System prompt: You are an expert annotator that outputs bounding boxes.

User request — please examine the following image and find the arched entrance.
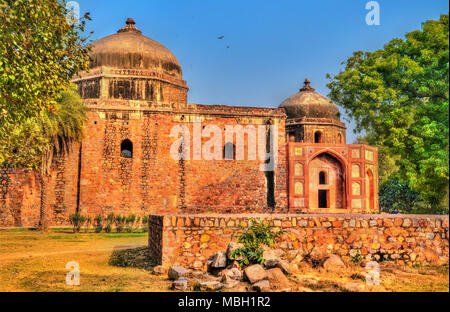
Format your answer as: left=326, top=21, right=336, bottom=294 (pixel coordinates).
left=366, top=169, right=374, bottom=211
left=309, top=152, right=346, bottom=209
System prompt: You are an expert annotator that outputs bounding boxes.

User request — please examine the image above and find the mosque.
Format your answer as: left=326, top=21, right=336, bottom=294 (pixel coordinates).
left=0, top=18, right=378, bottom=227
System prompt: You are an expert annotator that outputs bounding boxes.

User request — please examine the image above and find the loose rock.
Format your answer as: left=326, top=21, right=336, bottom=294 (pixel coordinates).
left=152, top=265, right=167, bottom=275
left=200, top=281, right=223, bottom=291
left=168, top=266, right=190, bottom=280
left=323, top=254, right=345, bottom=271
left=244, top=264, right=267, bottom=284
left=221, top=268, right=243, bottom=282
left=253, top=280, right=271, bottom=292
left=276, top=260, right=291, bottom=275
left=207, top=251, right=228, bottom=269
left=266, top=268, right=290, bottom=290
left=172, top=277, right=188, bottom=291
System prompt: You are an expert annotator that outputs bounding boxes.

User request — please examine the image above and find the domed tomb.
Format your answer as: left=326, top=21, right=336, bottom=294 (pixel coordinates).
left=90, top=18, right=182, bottom=78
left=280, top=79, right=346, bottom=144
left=74, top=18, right=188, bottom=103
left=279, top=79, right=340, bottom=121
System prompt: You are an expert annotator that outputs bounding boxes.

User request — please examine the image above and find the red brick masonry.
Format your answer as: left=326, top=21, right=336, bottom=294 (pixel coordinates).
left=148, top=213, right=449, bottom=269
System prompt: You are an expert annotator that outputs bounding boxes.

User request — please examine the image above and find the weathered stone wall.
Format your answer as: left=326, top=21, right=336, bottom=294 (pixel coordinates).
left=0, top=103, right=288, bottom=227
left=0, top=168, right=40, bottom=227
left=75, top=104, right=287, bottom=218
left=148, top=213, right=449, bottom=269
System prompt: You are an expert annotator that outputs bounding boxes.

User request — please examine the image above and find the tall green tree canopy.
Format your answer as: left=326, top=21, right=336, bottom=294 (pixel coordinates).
left=327, top=14, right=449, bottom=211
left=0, top=0, right=91, bottom=164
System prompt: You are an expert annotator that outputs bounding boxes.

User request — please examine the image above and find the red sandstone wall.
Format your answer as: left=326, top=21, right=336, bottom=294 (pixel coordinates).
left=149, top=213, right=449, bottom=269
left=78, top=108, right=287, bottom=217
left=0, top=168, right=40, bottom=227
left=0, top=105, right=288, bottom=227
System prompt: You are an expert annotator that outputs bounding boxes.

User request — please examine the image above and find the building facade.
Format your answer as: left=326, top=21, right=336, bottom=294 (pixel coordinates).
left=0, top=19, right=378, bottom=227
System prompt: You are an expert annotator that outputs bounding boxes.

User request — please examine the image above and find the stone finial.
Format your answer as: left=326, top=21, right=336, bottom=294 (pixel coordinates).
left=117, top=17, right=142, bottom=34
left=300, top=78, right=315, bottom=92
left=126, top=17, right=136, bottom=25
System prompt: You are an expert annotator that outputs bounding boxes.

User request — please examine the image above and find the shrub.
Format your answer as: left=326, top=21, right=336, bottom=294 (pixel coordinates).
left=230, top=219, right=283, bottom=267
left=84, top=216, right=92, bottom=233
left=125, top=214, right=136, bottom=233
left=94, top=214, right=103, bottom=233
left=69, top=212, right=86, bottom=233
left=350, top=250, right=363, bottom=263
left=105, top=213, right=115, bottom=233
left=141, top=215, right=149, bottom=233
left=115, top=215, right=126, bottom=233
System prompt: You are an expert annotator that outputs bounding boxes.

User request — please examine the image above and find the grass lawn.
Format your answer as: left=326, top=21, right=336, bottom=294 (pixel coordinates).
left=0, top=228, right=171, bottom=292
left=0, top=228, right=448, bottom=292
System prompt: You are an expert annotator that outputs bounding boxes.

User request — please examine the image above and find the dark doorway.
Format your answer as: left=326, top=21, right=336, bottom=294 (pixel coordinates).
left=121, top=139, right=133, bottom=158
left=265, top=171, right=275, bottom=209
left=314, top=131, right=323, bottom=143
left=318, top=190, right=328, bottom=208
left=319, top=171, right=326, bottom=184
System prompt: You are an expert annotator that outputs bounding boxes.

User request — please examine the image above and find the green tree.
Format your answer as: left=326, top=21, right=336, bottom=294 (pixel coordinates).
left=37, top=84, right=87, bottom=230
left=0, top=0, right=91, bottom=164
left=327, top=14, right=449, bottom=211
left=379, top=176, right=422, bottom=214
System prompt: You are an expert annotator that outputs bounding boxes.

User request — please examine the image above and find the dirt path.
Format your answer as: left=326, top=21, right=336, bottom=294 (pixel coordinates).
left=0, top=244, right=145, bottom=262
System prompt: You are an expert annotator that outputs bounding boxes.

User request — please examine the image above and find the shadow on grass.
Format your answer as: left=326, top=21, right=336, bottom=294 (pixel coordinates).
left=108, top=246, right=157, bottom=271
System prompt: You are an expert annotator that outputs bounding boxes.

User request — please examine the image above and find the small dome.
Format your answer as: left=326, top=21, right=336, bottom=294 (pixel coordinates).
left=89, top=18, right=182, bottom=79
left=279, top=79, right=340, bottom=121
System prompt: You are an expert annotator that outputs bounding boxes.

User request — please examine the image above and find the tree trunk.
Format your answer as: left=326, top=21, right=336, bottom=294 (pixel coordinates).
left=38, top=173, right=49, bottom=231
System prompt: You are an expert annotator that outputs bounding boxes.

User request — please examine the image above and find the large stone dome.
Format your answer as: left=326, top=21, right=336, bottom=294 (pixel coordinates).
left=89, top=18, right=182, bottom=79
left=279, top=79, right=340, bottom=121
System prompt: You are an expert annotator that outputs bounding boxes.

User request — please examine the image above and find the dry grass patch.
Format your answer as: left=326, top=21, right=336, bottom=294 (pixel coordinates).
left=0, top=229, right=448, bottom=292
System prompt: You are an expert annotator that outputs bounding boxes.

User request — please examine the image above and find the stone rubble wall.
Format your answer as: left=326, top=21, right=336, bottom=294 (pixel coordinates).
left=148, top=213, right=449, bottom=269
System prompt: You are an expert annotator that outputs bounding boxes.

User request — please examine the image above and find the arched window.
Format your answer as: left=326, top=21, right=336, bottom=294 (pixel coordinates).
left=295, top=163, right=304, bottom=176
left=352, top=164, right=360, bottom=178
left=314, top=131, right=323, bottom=143
left=223, top=142, right=236, bottom=160
left=352, top=182, right=361, bottom=196
left=121, top=139, right=133, bottom=158
left=337, top=133, right=342, bottom=144
left=295, top=182, right=304, bottom=195
left=319, top=171, right=326, bottom=184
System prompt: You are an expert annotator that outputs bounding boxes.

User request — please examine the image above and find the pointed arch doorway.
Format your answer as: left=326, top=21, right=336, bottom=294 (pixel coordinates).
left=309, top=152, right=346, bottom=210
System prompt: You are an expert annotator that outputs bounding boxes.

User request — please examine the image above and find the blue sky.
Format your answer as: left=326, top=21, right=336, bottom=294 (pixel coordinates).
left=75, top=0, right=448, bottom=142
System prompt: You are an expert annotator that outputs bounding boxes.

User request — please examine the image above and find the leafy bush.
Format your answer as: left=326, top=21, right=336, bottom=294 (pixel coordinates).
left=115, top=215, right=126, bottom=233
left=69, top=212, right=86, bottom=233
left=230, top=219, right=283, bottom=267
left=109, top=247, right=156, bottom=270
left=68, top=213, right=151, bottom=234
left=379, top=177, right=422, bottom=214
left=141, top=215, right=149, bottom=233
left=125, top=214, right=136, bottom=233
left=105, top=213, right=115, bottom=233
left=94, top=214, right=103, bottom=233
left=84, top=216, right=92, bottom=233
left=350, top=250, right=363, bottom=263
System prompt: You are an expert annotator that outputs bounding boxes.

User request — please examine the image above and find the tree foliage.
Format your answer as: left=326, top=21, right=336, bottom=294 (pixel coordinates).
left=379, top=176, right=421, bottom=214
left=37, top=84, right=87, bottom=230
left=327, top=14, right=449, bottom=210
left=0, top=0, right=91, bottom=164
